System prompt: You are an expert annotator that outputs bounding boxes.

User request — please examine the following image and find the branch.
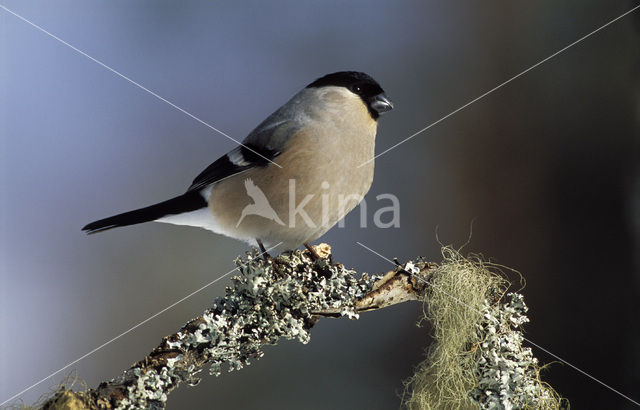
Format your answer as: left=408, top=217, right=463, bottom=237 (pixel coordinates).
left=41, top=244, right=432, bottom=409
left=39, top=244, right=564, bottom=409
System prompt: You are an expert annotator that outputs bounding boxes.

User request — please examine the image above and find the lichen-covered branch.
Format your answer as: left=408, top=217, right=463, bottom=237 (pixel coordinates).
left=39, top=244, right=564, bottom=410
left=41, top=244, right=432, bottom=409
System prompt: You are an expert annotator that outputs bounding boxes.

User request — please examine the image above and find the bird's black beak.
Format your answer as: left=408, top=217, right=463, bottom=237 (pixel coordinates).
left=369, top=93, right=394, bottom=115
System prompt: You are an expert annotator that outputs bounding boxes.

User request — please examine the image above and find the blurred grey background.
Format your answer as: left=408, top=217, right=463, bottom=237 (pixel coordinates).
left=1, top=1, right=639, bottom=408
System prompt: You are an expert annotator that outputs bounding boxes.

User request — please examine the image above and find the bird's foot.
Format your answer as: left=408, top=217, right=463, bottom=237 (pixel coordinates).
left=304, top=243, right=322, bottom=262
left=265, top=254, right=281, bottom=274
left=256, top=238, right=271, bottom=260
left=257, top=238, right=285, bottom=277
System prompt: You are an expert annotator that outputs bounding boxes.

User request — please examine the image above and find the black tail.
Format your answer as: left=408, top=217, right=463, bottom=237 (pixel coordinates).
left=82, top=191, right=207, bottom=234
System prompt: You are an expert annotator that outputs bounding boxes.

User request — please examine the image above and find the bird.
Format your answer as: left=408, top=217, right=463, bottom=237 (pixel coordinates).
left=82, top=71, right=393, bottom=254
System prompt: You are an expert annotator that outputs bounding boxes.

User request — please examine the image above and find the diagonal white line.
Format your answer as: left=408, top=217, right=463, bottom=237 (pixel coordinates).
left=359, top=3, right=640, bottom=167
left=522, top=337, right=640, bottom=407
left=0, top=243, right=282, bottom=406
left=355, top=241, right=640, bottom=407
left=0, top=4, right=282, bottom=168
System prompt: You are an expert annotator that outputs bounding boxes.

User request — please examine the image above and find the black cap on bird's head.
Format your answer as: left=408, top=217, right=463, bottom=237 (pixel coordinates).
left=307, top=71, right=393, bottom=120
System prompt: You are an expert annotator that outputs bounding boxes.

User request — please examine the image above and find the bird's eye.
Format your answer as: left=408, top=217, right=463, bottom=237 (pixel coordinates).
left=350, top=84, right=362, bottom=94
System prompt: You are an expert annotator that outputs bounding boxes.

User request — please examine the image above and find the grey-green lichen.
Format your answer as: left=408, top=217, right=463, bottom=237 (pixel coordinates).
left=114, top=368, right=171, bottom=410
left=188, top=250, right=376, bottom=376
left=111, top=248, right=377, bottom=409
left=471, top=293, right=563, bottom=409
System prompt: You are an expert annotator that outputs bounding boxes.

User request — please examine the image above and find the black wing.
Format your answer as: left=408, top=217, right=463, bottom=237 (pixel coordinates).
left=187, top=143, right=281, bottom=192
